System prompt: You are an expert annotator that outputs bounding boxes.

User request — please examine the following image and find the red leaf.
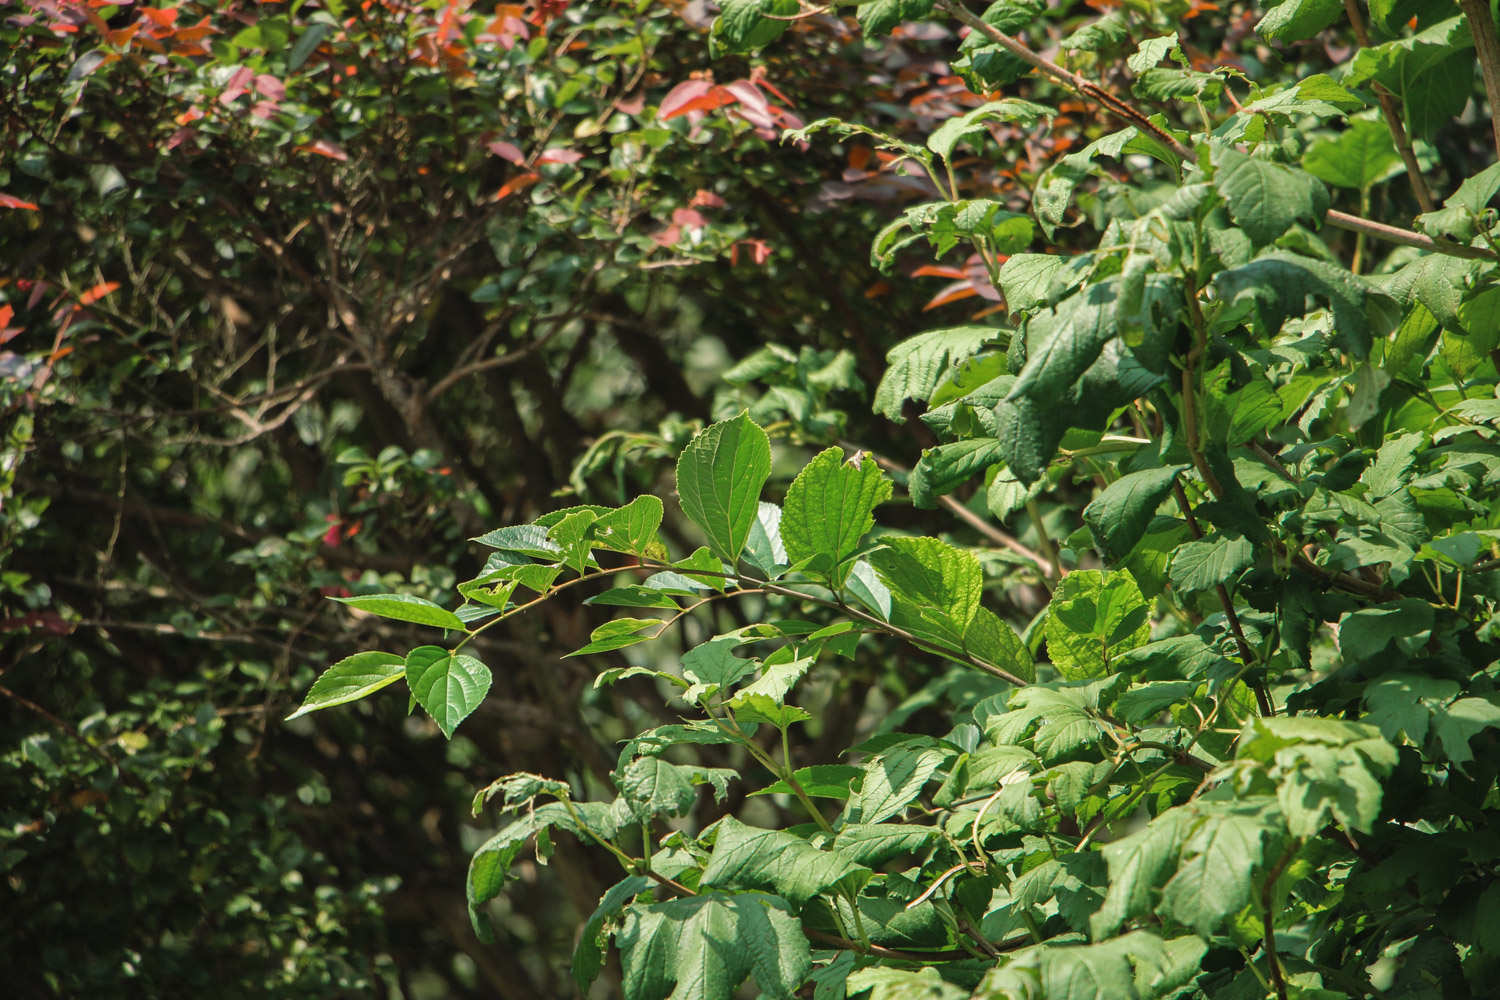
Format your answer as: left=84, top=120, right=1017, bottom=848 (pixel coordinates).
left=219, top=65, right=254, bottom=106
left=910, top=264, right=966, bottom=279
left=730, top=239, right=772, bottom=266
left=78, top=281, right=120, bottom=306
left=614, top=93, right=645, bottom=115
left=0, top=194, right=39, bottom=211
left=671, top=207, right=708, bottom=229
left=651, top=224, right=682, bottom=247
left=140, top=7, right=179, bottom=29
left=690, top=189, right=726, bottom=209
left=922, top=281, right=979, bottom=311
left=535, top=147, right=582, bottom=165
left=297, top=140, right=349, bottom=161
left=665, top=87, right=738, bottom=119
left=254, top=74, right=285, bottom=101
left=486, top=139, right=525, bottom=165
left=659, top=80, right=734, bottom=120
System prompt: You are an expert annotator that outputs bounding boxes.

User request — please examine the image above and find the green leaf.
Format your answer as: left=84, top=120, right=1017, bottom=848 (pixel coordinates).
left=700, top=817, right=868, bottom=906
left=471, top=523, right=562, bottom=559
left=909, top=438, right=1006, bottom=509
left=573, top=875, right=651, bottom=995
left=781, top=447, right=892, bottom=585
left=1301, top=118, right=1402, bottom=191
left=404, top=646, right=492, bottom=738
left=832, top=824, right=941, bottom=867
left=1256, top=0, right=1344, bottom=43
left=286, top=651, right=406, bottom=721
left=332, top=593, right=467, bottom=631
left=1212, top=149, right=1330, bottom=246
left=593, top=494, right=666, bottom=558
left=998, top=253, right=1066, bottom=314
left=842, top=745, right=953, bottom=824
left=928, top=98, right=1051, bottom=161
left=617, top=891, right=812, bottom=1000
left=751, top=764, right=863, bottom=800
left=1082, top=465, right=1187, bottom=562
left=1127, top=33, right=1182, bottom=73
left=1007, top=281, right=1120, bottom=403
left=848, top=967, right=967, bottom=1000
left=1168, top=534, right=1254, bottom=593
left=618, top=756, right=737, bottom=820
left=1432, top=697, right=1500, bottom=765
left=965, top=606, right=1036, bottom=682
left=856, top=0, right=934, bottom=39
left=1159, top=802, right=1275, bottom=938
left=875, top=326, right=1000, bottom=421
left=1417, top=162, right=1500, bottom=241
left=675, top=412, right=772, bottom=565
left=468, top=801, right=585, bottom=938
left=681, top=632, right=760, bottom=702
left=1363, top=674, right=1459, bottom=745
left=713, top=0, right=799, bottom=52
left=1092, top=807, right=1195, bottom=938
left=1337, top=599, right=1434, bottom=663
left=870, top=535, right=984, bottom=646
left=1213, top=250, right=1379, bottom=357
left=1044, top=570, right=1151, bottom=679
left=567, top=617, right=664, bottom=657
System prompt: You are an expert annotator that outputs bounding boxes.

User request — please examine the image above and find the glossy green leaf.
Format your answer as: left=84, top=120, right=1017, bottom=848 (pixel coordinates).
left=286, top=651, right=406, bottom=721
left=856, top=0, right=934, bottom=39
left=404, top=646, right=492, bottom=738
left=870, top=535, right=984, bottom=645
left=781, top=447, right=891, bottom=585
left=675, top=412, right=772, bottom=565
left=332, top=593, right=466, bottom=631
left=1256, top=0, right=1343, bottom=43
left=567, top=617, right=664, bottom=657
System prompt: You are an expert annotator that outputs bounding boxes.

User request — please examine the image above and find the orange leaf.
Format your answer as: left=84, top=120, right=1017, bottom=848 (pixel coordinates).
left=297, top=140, right=349, bottom=161
left=922, top=282, right=979, bottom=311
left=493, top=172, right=540, bottom=201
left=0, top=194, right=39, bottom=211
left=79, top=281, right=120, bottom=306
left=910, top=264, right=966, bottom=279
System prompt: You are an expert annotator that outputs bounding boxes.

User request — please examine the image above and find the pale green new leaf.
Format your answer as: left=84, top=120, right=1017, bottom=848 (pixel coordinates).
left=700, top=817, right=868, bottom=906
left=616, top=891, right=812, bottom=1000
left=286, top=651, right=405, bottom=721
left=928, top=98, right=1051, bottom=161
left=594, top=494, right=666, bottom=558
left=870, top=535, right=984, bottom=645
left=405, top=646, right=492, bottom=738
left=333, top=593, right=467, bottom=631
left=676, top=413, right=772, bottom=565
left=1044, top=570, right=1151, bottom=679
left=781, top=447, right=892, bottom=585
left=1301, top=118, right=1402, bottom=191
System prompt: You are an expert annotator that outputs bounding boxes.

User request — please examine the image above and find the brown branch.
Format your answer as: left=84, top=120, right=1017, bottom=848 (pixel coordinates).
left=1343, top=0, right=1436, bottom=212
left=1459, top=0, right=1500, bottom=164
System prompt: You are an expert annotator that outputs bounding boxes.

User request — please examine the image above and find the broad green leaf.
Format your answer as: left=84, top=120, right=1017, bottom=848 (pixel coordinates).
left=870, top=535, right=984, bottom=646
left=977, top=931, right=1199, bottom=1000
left=1345, top=15, right=1474, bottom=139
left=1363, top=674, right=1460, bottom=745
left=1127, top=33, right=1181, bottom=73
left=1432, top=697, right=1500, bottom=766
left=832, top=824, right=941, bottom=867
left=567, top=617, right=664, bottom=657
left=751, top=764, right=863, bottom=800
left=1167, top=534, right=1254, bottom=593
left=842, top=745, right=953, bottom=824
left=1212, top=148, right=1330, bottom=246
left=874, top=326, right=998, bottom=421
left=1159, top=802, right=1275, bottom=938
left=1417, top=162, right=1500, bottom=241
left=1112, top=680, right=1200, bottom=723
left=404, top=646, right=492, bottom=738
left=1007, top=281, right=1119, bottom=403
left=1256, top=0, right=1343, bottom=43
left=675, top=413, right=772, bottom=565
left=1082, top=465, right=1187, bottom=562
left=700, top=817, right=868, bottom=906
left=681, top=631, right=760, bottom=702
left=1384, top=253, right=1477, bottom=326
left=781, top=447, right=892, bottom=585
left=616, top=891, right=811, bottom=1000
left=1302, top=118, right=1402, bottom=191
left=332, top=593, right=466, bottom=631
left=1091, top=805, right=1196, bottom=938
left=1337, top=599, right=1434, bottom=663
left=1044, top=570, right=1151, bottom=679
left=468, top=801, right=583, bottom=937
left=998, top=253, right=1066, bottom=314
left=856, top=0, right=935, bottom=39
left=744, top=501, right=789, bottom=578
left=732, top=693, right=811, bottom=729
left=593, top=494, right=666, bottom=558
left=618, top=755, right=737, bottom=820
left=1237, top=717, right=1397, bottom=836
left=928, top=98, right=1051, bottom=161
left=848, top=967, right=967, bottom=1000
left=713, top=0, right=798, bottom=52
left=286, top=651, right=405, bottom=721
left=574, top=876, right=651, bottom=995
left=845, top=559, right=893, bottom=619
left=909, top=438, right=1006, bottom=509
left=471, top=523, right=562, bottom=559
left=965, top=606, right=1036, bottom=682
left=1213, top=250, right=1379, bottom=357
